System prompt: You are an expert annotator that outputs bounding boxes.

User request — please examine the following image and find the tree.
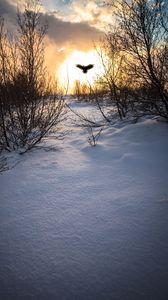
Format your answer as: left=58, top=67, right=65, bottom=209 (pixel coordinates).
left=96, top=29, right=129, bottom=119
left=17, top=1, right=47, bottom=103
left=111, top=0, right=168, bottom=118
left=0, top=1, right=66, bottom=153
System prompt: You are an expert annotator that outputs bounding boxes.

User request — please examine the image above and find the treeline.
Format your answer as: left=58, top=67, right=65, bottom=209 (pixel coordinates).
left=0, top=2, right=65, bottom=153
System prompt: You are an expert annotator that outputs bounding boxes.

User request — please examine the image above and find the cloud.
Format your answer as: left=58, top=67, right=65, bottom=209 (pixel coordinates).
left=53, top=0, right=114, bottom=30
left=43, top=14, right=104, bottom=75
left=0, top=0, right=17, bottom=29
left=46, top=13, right=103, bottom=50
left=0, top=0, right=104, bottom=75
left=0, top=0, right=15, bottom=15
left=0, top=0, right=103, bottom=47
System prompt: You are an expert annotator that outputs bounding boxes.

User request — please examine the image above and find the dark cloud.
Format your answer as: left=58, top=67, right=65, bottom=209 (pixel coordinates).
left=43, top=14, right=103, bottom=75
left=0, top=0, right=104, bottom=75
left=0, top=0, right=15, bottom=15
left=0, top=0, right=103, bottom=48
left=0, top=0, right=18, bottom=33
left=46, top=13, right=103, bottom=50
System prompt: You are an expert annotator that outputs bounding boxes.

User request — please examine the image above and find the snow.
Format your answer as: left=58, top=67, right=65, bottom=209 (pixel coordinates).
left=0, top=101, right=168, bottom=300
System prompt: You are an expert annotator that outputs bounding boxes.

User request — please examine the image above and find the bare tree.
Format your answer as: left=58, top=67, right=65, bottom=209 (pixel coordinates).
left=17, top=0, right=47, bottom=103
left=0, top=1, right=66, bottom=153
left=0, top=16, right=14, bottom=151
left=96, top=29, right=130, bottom=120
left=111, top=0, right=168, bottom=119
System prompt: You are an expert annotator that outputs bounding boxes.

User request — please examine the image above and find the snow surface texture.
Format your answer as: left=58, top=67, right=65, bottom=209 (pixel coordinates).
left=0, top=101, right=168, bottom=300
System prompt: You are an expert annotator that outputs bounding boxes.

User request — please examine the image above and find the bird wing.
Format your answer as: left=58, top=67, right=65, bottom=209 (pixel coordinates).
left=76, top=64, right=85, bottom=70
left=85, top=64, right=94, bottom=70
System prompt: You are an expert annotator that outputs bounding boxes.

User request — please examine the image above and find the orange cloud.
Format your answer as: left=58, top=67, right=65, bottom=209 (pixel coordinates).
left=43, top=13, right=104, bottom=76
left=1, top=0, right=105, bottom=77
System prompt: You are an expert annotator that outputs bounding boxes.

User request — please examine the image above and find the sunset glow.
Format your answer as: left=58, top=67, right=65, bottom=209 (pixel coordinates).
left=57, top=49, right=105, bottom=92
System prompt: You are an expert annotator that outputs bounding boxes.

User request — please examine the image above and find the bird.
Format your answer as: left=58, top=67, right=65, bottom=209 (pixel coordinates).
left=76, top=64, right=94, bottom=73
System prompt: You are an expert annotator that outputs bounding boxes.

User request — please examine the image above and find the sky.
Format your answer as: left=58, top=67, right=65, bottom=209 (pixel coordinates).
left=0, top=0, right=113, bottom=89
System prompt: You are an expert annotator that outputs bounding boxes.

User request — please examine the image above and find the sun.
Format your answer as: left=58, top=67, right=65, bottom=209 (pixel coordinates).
left=57, top=49, right=104, bottom=92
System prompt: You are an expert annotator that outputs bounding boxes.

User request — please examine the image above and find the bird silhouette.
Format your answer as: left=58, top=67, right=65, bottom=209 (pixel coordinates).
left=76, top=64, right=94, bottom=73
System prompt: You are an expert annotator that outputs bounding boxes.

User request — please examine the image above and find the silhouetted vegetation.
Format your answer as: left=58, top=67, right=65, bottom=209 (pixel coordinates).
left=95, top=0, right=168, bottom=121
left=0, top=0, right=167, bottom=159
left=0, top=1, right=65, bottom=153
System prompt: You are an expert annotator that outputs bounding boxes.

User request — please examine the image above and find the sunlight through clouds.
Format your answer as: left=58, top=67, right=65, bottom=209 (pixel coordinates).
left=57, top=49, right=104, bottom=92
left=1, top=0, right=108, bottom=79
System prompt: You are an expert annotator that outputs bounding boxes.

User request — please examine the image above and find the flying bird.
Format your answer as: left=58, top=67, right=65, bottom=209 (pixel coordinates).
left=76, top=64, right=94, bottom=73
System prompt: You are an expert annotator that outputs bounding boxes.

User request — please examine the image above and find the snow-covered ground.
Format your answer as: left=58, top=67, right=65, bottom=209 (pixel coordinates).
left=0, top=101, right=168, bottom=300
